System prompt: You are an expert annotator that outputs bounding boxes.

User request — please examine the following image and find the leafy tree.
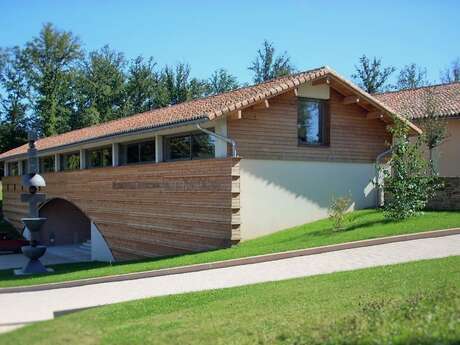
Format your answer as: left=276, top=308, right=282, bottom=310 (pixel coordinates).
left=23, top=23, right=82, bottom=136
left=159, top=63, right=207, bottom=106
left=125, top=56, right=160, bottom=115
left=396, top=63, right=427, bottom=90
left=352, top=55, right=396, bottom=93
left=77, top=45, right=127, bottom=124
left=382, top=119, right=441, bottom=220
left=440, top=58, right=460, bottom=83
left=0, top=47, right=30, bottom=153
left=206, top=68, right=239, bottom=95
left=417, top=89, right=448, bottom=175
left=248, top=40, right=295, bottom=83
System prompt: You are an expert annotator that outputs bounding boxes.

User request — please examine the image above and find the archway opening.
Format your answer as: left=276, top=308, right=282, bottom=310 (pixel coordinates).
left=39, top=198, right=91, bottom=246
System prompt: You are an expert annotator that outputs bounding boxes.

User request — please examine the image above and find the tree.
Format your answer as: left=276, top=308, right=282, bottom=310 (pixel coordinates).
left=158, top=63, right=207, bottom=106
left=0, top=47, right=30, bottom=153
left=77, top=46, right=127, bottom=124
left=24, top=23, right=82, bottom=136
left=206, top=68, right=239, bottom=95
left=417, top=89, right=448, bottom=175
left=248, top=40, right=295, bottom=83
left=382, top=119, right=441, bottom=220
left=125, top=56, right=160, bottom=115
left=440, top=58, right=460, bottom=83
left=351, top=55, right=396, bottom=93
left=396, top=63, right=427, bottom=90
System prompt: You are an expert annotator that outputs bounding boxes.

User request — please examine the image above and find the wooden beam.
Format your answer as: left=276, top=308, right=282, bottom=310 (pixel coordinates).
left=253, top=99, right=270, bottom=110
left=367, top=111, right=384, bottom=119
left=237, top=110, right=242, bottom=119
left=343, top=96, right=360, bottom=105
left=293, top=88, right=298, bottom=97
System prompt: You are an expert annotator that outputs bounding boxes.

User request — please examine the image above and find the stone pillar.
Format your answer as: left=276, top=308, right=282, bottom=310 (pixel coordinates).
left=112, top=143, right=119, bottom=167
left=155, top=135, right=163, bottom=163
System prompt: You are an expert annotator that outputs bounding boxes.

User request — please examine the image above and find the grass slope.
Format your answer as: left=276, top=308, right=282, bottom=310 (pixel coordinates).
left=1, top=209, right=460, bottom=288
left=1, top=256, right=459, bottom=345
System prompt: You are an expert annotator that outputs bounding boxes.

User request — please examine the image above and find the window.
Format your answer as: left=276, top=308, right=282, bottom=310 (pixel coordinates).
left=88, top=147, right=112, bottom=168
left=21, top=160, right=28, bottom=175
left=297, top=98, right=329, bottom=146
left=164, top=131, right=215, bottom=161
left=39, top=156, right=55, bottom=173
left=8, top=162, right=19, bottom=176
left=124, top=140, right=156, bottom=164
left=61, top=152, right=80, bottom=171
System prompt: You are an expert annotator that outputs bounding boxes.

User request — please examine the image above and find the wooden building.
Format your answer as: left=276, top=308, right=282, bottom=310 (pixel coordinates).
left=0, top=67, right=421, bottom=261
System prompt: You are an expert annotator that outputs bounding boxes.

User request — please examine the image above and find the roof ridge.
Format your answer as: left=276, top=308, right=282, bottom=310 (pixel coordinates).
left=375, top=81, right=460, bottom=96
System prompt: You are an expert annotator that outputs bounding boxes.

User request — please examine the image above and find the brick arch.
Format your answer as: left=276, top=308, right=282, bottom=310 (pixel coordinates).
left=38, top=198, right=91, bottom=246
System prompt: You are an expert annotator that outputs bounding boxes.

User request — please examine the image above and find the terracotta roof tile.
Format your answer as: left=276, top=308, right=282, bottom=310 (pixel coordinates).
left=0, top=66, right=419, bottom=160
left=375, top=82, right=460, bottom=120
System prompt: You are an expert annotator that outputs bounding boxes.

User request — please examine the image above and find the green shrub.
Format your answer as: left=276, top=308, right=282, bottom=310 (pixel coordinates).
left=328, top=194, right=353, bottom=230
left=382, top=119, right=442, bottom=220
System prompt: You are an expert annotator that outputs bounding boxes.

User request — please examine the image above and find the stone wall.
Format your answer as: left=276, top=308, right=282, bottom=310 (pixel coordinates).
left=427, top=177, right=460, bottom=211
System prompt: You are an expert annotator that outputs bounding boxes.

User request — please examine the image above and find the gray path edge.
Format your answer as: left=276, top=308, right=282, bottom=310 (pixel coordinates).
left=1, top=227, right=459, bottom=294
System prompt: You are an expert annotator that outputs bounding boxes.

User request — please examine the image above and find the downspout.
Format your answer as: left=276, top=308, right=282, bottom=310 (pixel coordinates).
left=196, top=123, right=238, bottom=158
left=375, top=149, right=392, bottom=207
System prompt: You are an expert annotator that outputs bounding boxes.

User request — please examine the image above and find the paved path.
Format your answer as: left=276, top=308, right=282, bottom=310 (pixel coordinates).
left=1, top=234, right=459, bottom=334
left=0, top=245, right=91, bottom=270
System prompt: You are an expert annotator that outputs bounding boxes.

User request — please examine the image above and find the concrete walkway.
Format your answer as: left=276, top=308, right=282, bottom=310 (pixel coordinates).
left=0, top=245, right=91, bottom=270
left=0, top=234, right=459, bottom=334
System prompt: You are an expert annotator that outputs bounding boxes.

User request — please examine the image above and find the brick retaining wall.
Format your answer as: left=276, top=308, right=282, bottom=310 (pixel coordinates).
left=427, top=177, right=460, bottom=211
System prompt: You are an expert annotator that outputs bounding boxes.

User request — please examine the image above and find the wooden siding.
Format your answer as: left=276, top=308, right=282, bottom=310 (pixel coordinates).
left=228, top=88, right=391, bottom=163
left=2, top=158, right=240, bottom=261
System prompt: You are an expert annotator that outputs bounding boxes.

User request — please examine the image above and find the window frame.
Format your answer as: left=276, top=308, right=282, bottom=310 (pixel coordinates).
left=87, top=146, right=113, bottom=169
left=297, top=97, right=330, bottom=147
left=163, top=129, right=215, bottom=162
left=39, top=155, right=55, bottom=173
left=60, top=151, right=81, bottom=171
left=122, top=139, right=156, bottom=166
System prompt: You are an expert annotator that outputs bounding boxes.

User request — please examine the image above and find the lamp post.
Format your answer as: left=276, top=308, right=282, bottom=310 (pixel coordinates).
left=14, top=131, right=53, bottom=275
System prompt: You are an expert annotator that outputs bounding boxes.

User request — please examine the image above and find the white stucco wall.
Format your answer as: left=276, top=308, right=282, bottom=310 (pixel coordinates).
left=438, top=118, right=460, bottom=177
left=240, top=159, right=377, bottom=240
left=91, top=222, right=115, bottom=262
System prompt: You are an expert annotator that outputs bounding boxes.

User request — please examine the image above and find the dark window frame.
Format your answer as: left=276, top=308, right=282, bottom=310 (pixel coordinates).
left=122, top=139, right=156, bottom=165
left=87, top=146, right=113, bottom=169
left=60, top=152, right=81, bottom=171
left=163, top=129, right=215, bottom=162
left=39, top=155, right=55, bottom=173
left=297, top=97, right=330, bottom=147
left=8, top=161, right=19, bottom=176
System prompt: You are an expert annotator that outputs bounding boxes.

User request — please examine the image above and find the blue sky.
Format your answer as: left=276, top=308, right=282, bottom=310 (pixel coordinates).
left=1, top=0, right=459, bottom=84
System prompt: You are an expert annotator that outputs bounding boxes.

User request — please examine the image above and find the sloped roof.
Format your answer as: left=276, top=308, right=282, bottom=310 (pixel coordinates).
left=375, top=82, right=460, bottom=119
left=0, top=66, right=420, bottom=161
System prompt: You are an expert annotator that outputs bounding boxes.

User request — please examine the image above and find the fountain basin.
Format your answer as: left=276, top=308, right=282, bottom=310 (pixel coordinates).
left=21, top=217, right=47, bottom=232
left=22, top=245, right=47, bottom=260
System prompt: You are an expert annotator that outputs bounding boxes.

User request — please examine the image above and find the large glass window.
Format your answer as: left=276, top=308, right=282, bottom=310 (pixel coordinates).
left=21, top=160, right=28, bottom=175
left=88, top=147, right=112, bottom=168
left=125, top=140, right=156, bottom=164
left=61, top=152, right=80, bottom=171
left=297, top=98, right=329, bottom=146
left=165, top=131, right=215, bottom=161
left=39, top=156, right=55, bottom=173
left=8, top=162, right=19, bottom=176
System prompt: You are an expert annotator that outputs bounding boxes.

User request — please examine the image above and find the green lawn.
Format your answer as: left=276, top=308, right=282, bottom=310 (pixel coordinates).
left=0, top=209, right=459, bottom=288
left=1, top=256, right=459, bottom=345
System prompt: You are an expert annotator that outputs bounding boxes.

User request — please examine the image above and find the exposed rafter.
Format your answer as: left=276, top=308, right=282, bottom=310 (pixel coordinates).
left=367, top=111, right=384, bottom=119
left=343, top=96, right=360, bottom=105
